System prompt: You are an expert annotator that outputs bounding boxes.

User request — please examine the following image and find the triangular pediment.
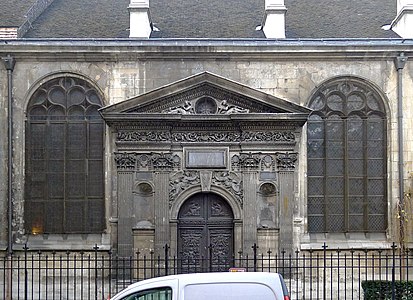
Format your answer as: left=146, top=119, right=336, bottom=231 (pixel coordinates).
left=100, top=72, right=311, bottom=118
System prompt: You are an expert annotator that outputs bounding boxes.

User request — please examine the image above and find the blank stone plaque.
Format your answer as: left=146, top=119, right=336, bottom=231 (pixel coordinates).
left=185, top=148, right=227, bottom=169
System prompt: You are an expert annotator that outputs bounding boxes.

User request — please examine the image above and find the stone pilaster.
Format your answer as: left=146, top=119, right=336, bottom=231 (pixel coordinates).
left=117, top=170, right=135, bottom=257
left=276, top=152, right=297, bottom=254
left=154, top=172, right=170, bottom=253
left=242, top=171, right=258, bottom=254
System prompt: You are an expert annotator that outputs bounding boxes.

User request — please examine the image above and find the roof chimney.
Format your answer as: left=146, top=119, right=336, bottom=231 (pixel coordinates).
left=391, top=0, right=413, bottom=38
left=262, top=0, right=287, bottom=38
left=128, top=0, right=152, bottom=38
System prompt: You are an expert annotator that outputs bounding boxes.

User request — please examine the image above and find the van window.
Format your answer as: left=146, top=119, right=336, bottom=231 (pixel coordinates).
left=184, top=283, right=275, bottom=300
left=121, top=287, right=172, bottom=300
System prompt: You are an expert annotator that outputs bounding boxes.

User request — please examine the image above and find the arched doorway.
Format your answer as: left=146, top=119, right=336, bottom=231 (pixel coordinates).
left=178, top=193, right=234, bottom=271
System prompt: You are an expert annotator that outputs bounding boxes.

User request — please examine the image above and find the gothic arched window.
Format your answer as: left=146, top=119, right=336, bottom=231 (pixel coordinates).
left=307, top=78, right=387, bottom=233
left=25, top=76, right=105, bottom=234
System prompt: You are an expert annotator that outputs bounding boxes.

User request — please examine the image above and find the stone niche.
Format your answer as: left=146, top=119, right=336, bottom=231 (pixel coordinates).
left=100, top=72, right=310, bottom=257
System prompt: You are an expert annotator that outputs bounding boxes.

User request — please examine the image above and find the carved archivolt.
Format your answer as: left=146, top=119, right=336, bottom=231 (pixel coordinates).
left=115, top=152, right=181, bottom=171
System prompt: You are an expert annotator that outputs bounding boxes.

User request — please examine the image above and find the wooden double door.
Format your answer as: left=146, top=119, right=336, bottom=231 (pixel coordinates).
left=178, top=193, right=234, bottom=271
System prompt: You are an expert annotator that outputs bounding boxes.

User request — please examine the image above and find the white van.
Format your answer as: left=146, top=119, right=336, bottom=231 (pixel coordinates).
left=110, top=272, right=290, bottom=300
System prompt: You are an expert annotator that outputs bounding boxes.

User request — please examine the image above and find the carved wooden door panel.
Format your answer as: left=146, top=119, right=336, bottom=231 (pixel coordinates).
left=178, top=193, right=234, bottom=272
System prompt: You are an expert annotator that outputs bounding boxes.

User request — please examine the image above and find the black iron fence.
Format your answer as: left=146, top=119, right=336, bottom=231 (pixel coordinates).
left=1, top=243, right=412, bottom=300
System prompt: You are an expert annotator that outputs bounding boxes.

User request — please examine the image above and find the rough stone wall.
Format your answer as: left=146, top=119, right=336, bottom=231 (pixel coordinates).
left=0, top=66, right=8, bottom=248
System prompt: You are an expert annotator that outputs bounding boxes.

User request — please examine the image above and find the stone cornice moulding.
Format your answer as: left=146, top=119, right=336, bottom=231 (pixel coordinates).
left=1, top=40, right=413, bottom=61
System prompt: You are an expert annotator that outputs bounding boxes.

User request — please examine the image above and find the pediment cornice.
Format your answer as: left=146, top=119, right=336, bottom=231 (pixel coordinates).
left=100, top=72, right=311, bottom=128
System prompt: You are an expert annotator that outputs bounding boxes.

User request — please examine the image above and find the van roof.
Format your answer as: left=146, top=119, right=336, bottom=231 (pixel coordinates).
left=126, top=272, right=282, bottom=288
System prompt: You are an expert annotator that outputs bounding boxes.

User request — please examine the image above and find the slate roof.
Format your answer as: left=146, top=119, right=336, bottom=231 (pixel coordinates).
left=0, top=0, right=38, bottom=27
left=2, top=0, right=399, bottom=39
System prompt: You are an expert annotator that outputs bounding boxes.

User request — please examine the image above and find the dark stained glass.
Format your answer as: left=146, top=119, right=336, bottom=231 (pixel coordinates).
left=25, top=76, right=105, bottom=234
left=307, top=78, right=387, bottom=233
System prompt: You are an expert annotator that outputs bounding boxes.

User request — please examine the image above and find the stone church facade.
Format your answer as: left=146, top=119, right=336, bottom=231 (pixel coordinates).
left=1, top=0, right=413, bottom=262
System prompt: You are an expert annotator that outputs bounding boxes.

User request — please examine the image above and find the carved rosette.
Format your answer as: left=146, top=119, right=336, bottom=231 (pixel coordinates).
left=114, top=152, right=181, bottom=171
left=275, top=152, right=298, bottom=170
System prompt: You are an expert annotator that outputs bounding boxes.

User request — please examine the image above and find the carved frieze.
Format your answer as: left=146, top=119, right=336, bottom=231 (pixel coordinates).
left=231, top=152, right=261, bottom=171
left=172, top=131, right=294, bottom=143
left=116, top=130, right=295, bottom=144
left=115, top=152, right=181, bottom=171
left=275, top=152, right=298, bottom=170
left=114, top=152, right=137, bottom=170
left=231, top=153, right=275, bottom=172
left=241, top=131, right=295, bottom=143
left=172, top=132, right=241, bottom=143
left=151, top=153, right=181, bottom=170
left=117, top=131, right=171, bottom=142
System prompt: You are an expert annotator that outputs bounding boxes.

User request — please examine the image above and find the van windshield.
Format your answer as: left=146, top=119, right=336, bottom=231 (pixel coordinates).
left=122, top=287, right=172, bottom=300
left=184, top=283, right=276, bottom=300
